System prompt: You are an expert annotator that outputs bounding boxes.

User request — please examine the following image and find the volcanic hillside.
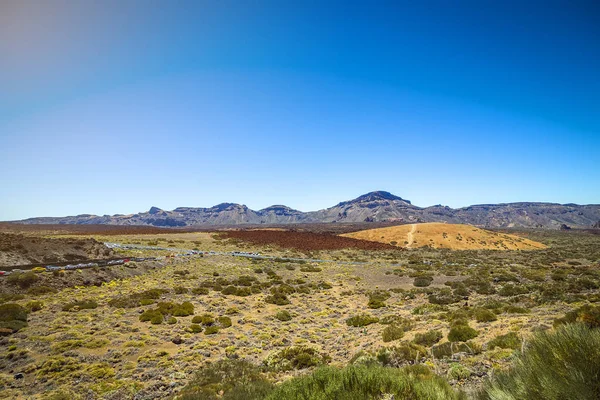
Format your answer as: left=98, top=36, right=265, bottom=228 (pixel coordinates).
left=341, top=222, right=547, bottom=250
left=0, top=233, right=116, bottom=267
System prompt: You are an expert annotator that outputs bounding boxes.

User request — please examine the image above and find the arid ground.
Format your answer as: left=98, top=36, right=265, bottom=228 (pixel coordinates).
left=0, top=225, right=599, bottom=399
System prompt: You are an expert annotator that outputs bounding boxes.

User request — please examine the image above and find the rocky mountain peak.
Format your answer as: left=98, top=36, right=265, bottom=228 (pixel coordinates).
left=148, top=206, right=163, bottom=215
left=259, top=205, right=301, bottom=216
left=338, top=191, right=411, bottom=207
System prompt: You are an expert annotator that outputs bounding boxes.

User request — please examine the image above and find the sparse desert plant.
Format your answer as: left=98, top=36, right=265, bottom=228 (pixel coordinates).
left=275, top=310, right=292, bottom=322
left=7, top=271, right=40, bottom=288
left=487, top=332, right=521, bottom=350
left=27, top=285, right=57, bottom=295
left=503, top=305, right=531, bottom=314
left=62, top=299, right=98, bottom=312
left=346, top=314, right=379, bottom=327
left=204, top=326, right=220, bottom=335
left=413, top=276, right=434, bottom=287
left=498, top=283, right=529, bottom=297
left=192, top=287, right=210, bottom=295
left=448, top=363, right=471, bottom=380
left=368, top=290, right=391, bottom=309
left=413, top=330, right=443, bottom=346
left=300, top=265, right=322, bottom=273
left=263, top=346, right=331, bottom=371
left=189, top=324, right=203, bottom=333
left=374, top=343, right=427, bottom=367
left=0, top=303, right=28, bottom=333
left=382, top=324, right=405, bottom=342
left=174, top=286, right=188, bottom=294
left=448, top=324, right=479, bottom=342
left=480, top=324, right=600, bottom=400
left=474, top=308, right=498, bottom=322
left=432, top=341, right=480, bottom=359
left=428, top=291, right=461, bottom=305
left=218, top=316, right=232, bottom=328
left=265, top=292, right=290, bottom=306
left=109, top=288, right=169, bottom=308
left=193, top=314, right=215, bottom=325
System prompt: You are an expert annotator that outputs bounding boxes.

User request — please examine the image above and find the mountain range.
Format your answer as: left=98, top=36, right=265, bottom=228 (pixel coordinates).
left=9, top=191, right=600, bottom=229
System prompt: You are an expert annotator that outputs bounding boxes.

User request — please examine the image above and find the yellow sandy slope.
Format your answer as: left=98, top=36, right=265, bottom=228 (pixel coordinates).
left=341, top=222, right=546, bottom=250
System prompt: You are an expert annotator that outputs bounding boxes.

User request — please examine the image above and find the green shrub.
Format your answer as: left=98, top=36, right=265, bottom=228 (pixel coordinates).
left=275, top=310, right=292, bottom=322
left=413, top=276, right=434, bottom=287
left=554, top=304, right=600, bottom=329
left=140, top=309, right=164, bottom=324
left=109, top=288, right=169, bottom=308
left=504, top=305, right=531, bottom=314
left=368, top=291, right=391, bottom=309
left=448, top=325, right=479, bottom=342
left=27, top=285, right=57, bottom=295
left=174, top=286, right=188, bottom=294
left=428, top=291, right=461, bottom=305
left=375, top=343, right=427, bottom=367
left=498, top=283, right=529, bottom=297
left=265, top=292, right=290, bottom=305
left=140, top=301, right=194, bottom=324
left=192, top=287, right=210, bottom=295
left=218, top=316, right=232, bottom=328
left=346, top=314, right=379, bottom=327
left=448, top=363, right=471, bottom=380
left=300, top=266, right=322, bottom=273
left=189, top=324, right=203, bottom=333
left=487, top=332, right=521, bottom=350
left=193, top=314, right=215, bottom=325
left=264, top=364, right=464, bottom=400
left=379, top=315, right=413, bottom=331
left=0, top=303, right=28, bottom=333
left=167, top=316, right=177, bottom=324
left=156, top=301, right=194, bottom=317
left=480, top=324, right=600, bottom=400
left=474, top=308, right=497, bottom=322
left=62, top=299, right=98, bottom=312
left=382, top=324, right=405, bottom=342
left=432, top=341, right=480, bottom=358
left=177, top=359, right=273, bottom=400
left=264, top=346, right=330, bottom=371
left=7, top=271, right=39, bottom=288
left=204, top=326, right=220, bottom=335
left=413, top=330, right=443, bottom=346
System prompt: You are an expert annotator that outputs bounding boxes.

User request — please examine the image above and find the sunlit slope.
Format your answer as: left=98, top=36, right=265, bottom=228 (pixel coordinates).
left=341, top=222, right=546, bottom=250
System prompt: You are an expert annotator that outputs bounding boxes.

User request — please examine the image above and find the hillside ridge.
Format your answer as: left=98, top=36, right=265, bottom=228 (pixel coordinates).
left=8, top=191, right=600, bottom=229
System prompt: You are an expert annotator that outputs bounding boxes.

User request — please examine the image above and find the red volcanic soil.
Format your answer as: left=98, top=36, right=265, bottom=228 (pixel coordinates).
left=220, top=230, right=400, bottom=251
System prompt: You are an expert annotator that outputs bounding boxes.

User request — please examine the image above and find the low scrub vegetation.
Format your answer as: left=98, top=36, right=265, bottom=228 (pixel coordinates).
left=346, top=314, right=379, bottom=327
left=264, top=364, right=464, bottom=400
left=263, top=346, right=331, bottom=371
left=0, top=303, right=28, bottom=334
left=480, top=324, right=600, bottom=399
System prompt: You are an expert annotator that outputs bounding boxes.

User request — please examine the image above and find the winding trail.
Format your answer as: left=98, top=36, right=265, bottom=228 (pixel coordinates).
left=406, top=224, right=417, bottom=248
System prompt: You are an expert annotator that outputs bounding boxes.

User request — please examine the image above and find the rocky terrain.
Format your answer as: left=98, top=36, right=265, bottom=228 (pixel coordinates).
left=9, top=191, right=600, bottom=229
left=1, top=229, right=598, bottom=399
left=0, top=233, right=115, bottom=267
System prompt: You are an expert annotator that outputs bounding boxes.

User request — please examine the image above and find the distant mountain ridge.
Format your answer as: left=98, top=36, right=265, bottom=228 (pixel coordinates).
left=9, top=191, right=600, bottom=229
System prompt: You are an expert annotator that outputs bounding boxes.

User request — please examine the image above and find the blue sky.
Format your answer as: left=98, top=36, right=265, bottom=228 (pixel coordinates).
left=0, top=1, right=598, bottom=220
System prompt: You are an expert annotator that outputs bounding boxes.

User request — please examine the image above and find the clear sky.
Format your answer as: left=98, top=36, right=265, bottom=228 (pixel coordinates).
left=1, top=0, right=599, bottom=220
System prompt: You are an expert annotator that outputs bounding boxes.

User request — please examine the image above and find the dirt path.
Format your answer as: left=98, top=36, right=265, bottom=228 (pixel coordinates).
left=406, top=224, right=417, bottom=248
